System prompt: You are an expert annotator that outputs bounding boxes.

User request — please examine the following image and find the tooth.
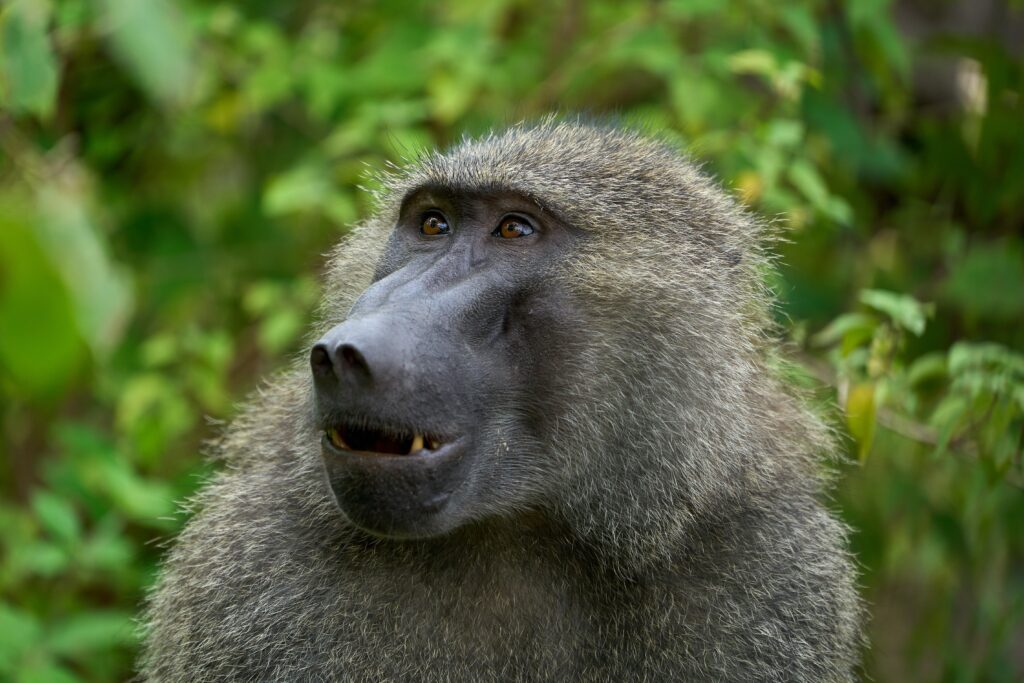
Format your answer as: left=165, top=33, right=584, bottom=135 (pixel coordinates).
left=410, top=433, right=424, bottom=453
left=428, top=437, right=440, bottom=450
left=328, top=428, right=347, bottom=449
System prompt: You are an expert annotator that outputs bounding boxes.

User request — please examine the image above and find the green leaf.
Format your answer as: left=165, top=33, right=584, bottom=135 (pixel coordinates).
left=949, top=342, right=1024, bottom=377
left=665, top=0, right=720, bottom=19
left=264, top=161, right=357, bottom=225
left=140, top=334, right=178, bottom=368
left=99, top=0, right=194, bottom=105
left=33, top=186, right=134, bottom=359
left=0, top=602, right=41, bottom=671
left=728, top=49, right=777, bottom=78
left=382, top=127, right=433, bottom=163
left=944, top=243, right=1024, bottom=321
left=243, top=282, right=283, bottom=315
left=45, top=611, right=138, bottom=657
left=30, top=491, right=80, bottom=545
left=0, top=0, right=58, bottom=118
left=14, top=540, right=69, bottom=578
left=0, top=200, right=85, bottom=397
left=906, top=352, right=948, bottom=387
left=116, top=373, right=194, bottom=460
left=15, top=661, right=80, bottom=683
left=429, top=71, right=477, bottom=125
left=78, top=524, right=134, bottom=574
left=260, top=309, right=304, bottom=354
left=846, top=382, right=877, bottom=462
left=765, top=119, right=804, bottom=149
left=929, top=394, right=971, bottom=453
left=608, top=25, right=681, bottom=76
left=867, top=10, right=911, bottom=81
left=788, top=160, right=852, bottom=225
left=812, top=312, right=877, bottom=349
left=264, top=162, right=334, bottom=215
left=97, top=457, right=176, bottom=523
left=779, top=6, right=819, bottom=55
left=859, top=289, right=933, bottom=336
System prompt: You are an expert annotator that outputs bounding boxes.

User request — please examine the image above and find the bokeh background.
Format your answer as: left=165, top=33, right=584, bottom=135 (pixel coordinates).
left=1, top=1, right=1022, bottom=680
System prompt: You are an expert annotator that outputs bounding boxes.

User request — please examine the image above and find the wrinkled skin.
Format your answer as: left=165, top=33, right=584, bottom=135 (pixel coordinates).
left=140, top=123, right=862, bottom=682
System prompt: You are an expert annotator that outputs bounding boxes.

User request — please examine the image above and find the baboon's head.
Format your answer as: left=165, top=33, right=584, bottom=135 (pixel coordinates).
left=311, top=180, right=582, bottom=539
left=312, top=122, right=818, bottom=559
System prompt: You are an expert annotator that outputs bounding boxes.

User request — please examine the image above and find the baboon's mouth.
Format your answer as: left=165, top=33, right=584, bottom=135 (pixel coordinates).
left=325, top=424, right=445, bottom=456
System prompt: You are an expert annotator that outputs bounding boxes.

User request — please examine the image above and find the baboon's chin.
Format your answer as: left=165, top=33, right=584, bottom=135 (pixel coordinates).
left=319, top=432, right=473, bottom=539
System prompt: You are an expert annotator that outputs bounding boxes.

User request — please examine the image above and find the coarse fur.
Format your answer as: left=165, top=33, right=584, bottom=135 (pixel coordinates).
left=140, top=122, right=862, bottom=681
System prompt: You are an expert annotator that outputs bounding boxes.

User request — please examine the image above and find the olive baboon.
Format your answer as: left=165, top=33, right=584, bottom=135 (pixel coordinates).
left=141, top=122, right=862, bottom=681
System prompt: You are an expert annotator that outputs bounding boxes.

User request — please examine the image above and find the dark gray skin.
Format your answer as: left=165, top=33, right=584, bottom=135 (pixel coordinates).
left=141, top=123, right=862, bottom=681
left=312, top=189, right=580, bottom=540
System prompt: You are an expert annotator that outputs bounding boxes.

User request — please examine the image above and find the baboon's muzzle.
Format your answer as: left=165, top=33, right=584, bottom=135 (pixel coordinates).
left=309, top=266, right=507, bottom=538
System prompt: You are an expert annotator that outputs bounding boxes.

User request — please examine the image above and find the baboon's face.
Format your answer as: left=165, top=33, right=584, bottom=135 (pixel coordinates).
left=311, top=188, right=581, bottom=538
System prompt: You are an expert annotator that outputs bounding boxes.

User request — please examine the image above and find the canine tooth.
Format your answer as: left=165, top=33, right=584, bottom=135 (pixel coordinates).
left=409, top=433, right=424, bottom=453
left=327, top=428, right=347, bottom=449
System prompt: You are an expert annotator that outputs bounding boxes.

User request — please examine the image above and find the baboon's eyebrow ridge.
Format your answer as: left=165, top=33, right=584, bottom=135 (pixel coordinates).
left=398, top=182, right=572, bottom=228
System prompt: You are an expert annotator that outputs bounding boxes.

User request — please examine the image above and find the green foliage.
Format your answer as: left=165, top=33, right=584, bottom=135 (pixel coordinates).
left=0, top=0, right=59, bottom=118
left=0, top=0, right=1021, bottom=680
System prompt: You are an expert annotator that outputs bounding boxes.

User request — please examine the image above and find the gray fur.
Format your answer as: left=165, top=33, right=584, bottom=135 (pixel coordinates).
left=140, top=122, right=862, bottom=681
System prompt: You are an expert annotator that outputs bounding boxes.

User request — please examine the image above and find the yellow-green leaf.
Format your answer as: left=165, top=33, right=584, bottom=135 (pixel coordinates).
left=846, top=382, right=877, bottom=462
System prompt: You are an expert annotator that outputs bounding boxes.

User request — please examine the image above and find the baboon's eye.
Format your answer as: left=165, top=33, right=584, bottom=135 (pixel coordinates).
left=420, top=212, right=450, bottom=236
left=494, top=216, right=535, bottom=239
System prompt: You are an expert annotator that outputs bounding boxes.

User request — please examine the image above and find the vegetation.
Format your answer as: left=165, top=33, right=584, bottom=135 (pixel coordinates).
left=1, top=1, right=1021, bottom=680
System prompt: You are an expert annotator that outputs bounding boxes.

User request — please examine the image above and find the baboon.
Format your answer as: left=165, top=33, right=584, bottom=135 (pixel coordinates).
left=140, top=122, right=862, bottom=681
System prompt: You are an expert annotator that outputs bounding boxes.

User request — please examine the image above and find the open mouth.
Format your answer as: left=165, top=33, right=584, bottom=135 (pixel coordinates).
left=325, top=423, right=444, bottom=456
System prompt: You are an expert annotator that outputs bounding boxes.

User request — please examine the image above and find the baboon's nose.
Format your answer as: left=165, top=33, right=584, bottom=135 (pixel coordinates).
left=311, top=335, right=373, bottom=386
left=311, top=314, right=441, bottom=406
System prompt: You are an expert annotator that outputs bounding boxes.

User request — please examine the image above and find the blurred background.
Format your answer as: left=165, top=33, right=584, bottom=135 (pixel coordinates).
left=0, top=0, right=1022, bottom=680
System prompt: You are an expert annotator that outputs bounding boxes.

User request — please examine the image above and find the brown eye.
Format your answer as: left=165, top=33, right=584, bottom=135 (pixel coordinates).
left=494, top=216, right=535, bottom=239
left=420, top=212, right=449, bottom=236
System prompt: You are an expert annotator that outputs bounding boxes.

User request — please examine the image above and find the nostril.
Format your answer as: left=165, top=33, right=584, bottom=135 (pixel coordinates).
left=310, top=343, right=332, bottom=374
left=337, top=343, right=372, bottom=385
left=311, top=341, right=372, bottom=384
left=339, top=344, right=369, bottom=375
left=311, top=323, right=379, bottom=386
